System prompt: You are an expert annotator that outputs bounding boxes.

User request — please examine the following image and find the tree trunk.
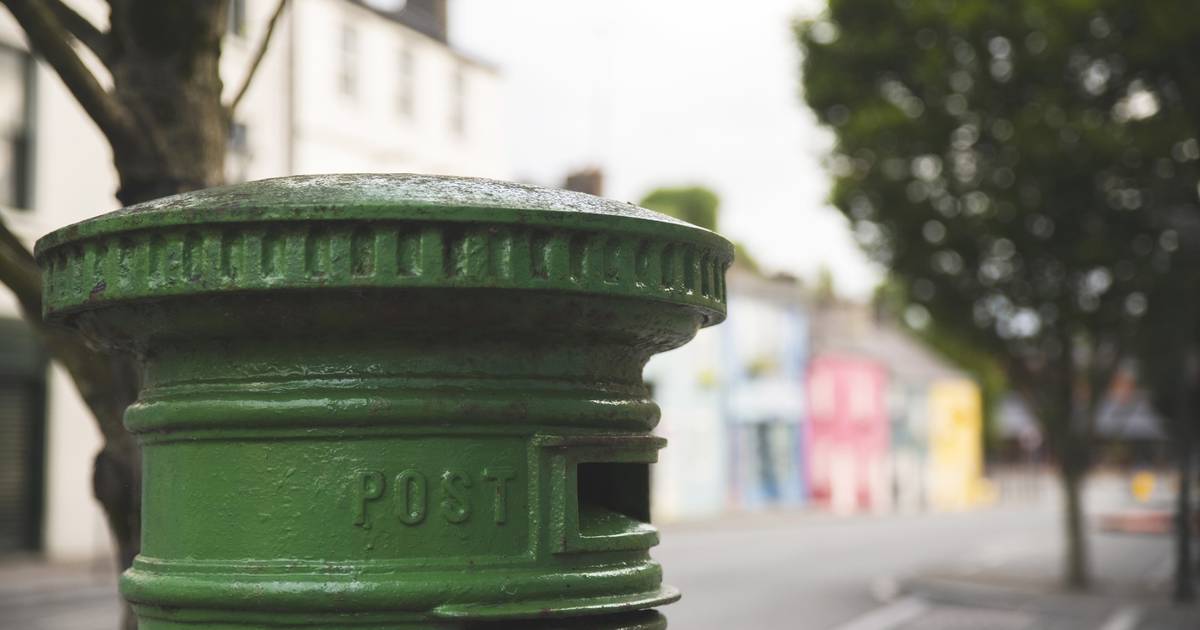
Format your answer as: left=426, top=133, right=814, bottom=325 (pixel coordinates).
left=106, top=1, right=230, bottom=204
left=86, top=359, right=140, bottom=630
left=0, top=2, right=276, bottom=628
left=89, top=5, right=230, bottom=627
left=1175, top=423, right=1195, bottom=602
left=1061, top=467, right=1090, bottom=590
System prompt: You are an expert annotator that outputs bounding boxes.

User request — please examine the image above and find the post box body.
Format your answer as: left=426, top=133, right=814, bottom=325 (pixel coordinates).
left=36, top=175, right=732, bottom=628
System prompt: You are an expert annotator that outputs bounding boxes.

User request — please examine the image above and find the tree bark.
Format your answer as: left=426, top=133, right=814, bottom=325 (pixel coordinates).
left=0, top=1, right=301, bottom=627
left=1174, top=410, right=1195, bottom=602
left=106, top=1, right=230, bottom=204
left=101, top=9, right=230, bottom=629
left=1, top=4, right=232, bottom=628
left=95, top=7, right=230, bottom=628
left=1012, top=353, right=1096, bottom=591
left=1061, top=466, right=1090, bottom=590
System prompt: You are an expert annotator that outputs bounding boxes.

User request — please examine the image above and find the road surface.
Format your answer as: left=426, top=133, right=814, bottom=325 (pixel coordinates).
left=1, top=478, right=1187, bottom=629
left=654, top=488, right=1180, bottom=629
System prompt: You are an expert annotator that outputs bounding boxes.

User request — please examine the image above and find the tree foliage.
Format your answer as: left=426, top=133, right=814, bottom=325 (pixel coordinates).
left=875, top=280, right=1007, bottom=447
left=640, top=185, right=765, bottom=273
left=798, top=0, right=1200, bottom=588
left=1133, top=213, right=1200, bottom=601
left=640, top=186, right=720, bottom=231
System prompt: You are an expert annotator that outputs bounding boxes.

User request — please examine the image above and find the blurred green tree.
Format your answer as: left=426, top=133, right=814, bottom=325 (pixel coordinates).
left=798, top=0, right=1200, bottom=590
left=0, top=1, right=287, bottom=625
left=640, top=185, right=762, bottom=273
left=1134, top=215, right=1200, bottom=602
left=813, top=264, right=836, bottom=304
left=875, top=280, right=1008, bottom=450
left=640, top=186, right=720, bottom=231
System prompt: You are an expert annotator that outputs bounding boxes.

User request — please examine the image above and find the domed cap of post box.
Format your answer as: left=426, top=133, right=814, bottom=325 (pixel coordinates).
left=35, top=174, right=733, bottom=323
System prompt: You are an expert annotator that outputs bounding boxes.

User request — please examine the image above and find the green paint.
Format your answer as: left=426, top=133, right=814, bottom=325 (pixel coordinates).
left=37, top=174, right=732, bottom=629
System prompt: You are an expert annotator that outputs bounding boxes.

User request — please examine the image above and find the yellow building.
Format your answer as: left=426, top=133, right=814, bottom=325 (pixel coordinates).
left=927, top=379, right=990, bottom=510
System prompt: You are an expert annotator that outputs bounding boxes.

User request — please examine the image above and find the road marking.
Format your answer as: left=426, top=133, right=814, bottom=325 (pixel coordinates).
left=1097, top=606, right=1141, bottom=630
left=829, top=596, right=930, bottom=630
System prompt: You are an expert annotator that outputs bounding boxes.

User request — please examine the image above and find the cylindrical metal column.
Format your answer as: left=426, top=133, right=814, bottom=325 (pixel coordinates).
left=37, top=174, right=731, bottom=628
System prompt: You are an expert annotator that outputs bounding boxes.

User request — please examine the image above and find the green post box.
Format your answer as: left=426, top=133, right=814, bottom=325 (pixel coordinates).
left=36, top=174, right=732, bottom=629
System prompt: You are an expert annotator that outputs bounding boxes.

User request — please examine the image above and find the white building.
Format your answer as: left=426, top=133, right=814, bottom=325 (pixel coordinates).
left=645, top=268, right=809, bottom=521
left=0, top=0, right=505, bottom=561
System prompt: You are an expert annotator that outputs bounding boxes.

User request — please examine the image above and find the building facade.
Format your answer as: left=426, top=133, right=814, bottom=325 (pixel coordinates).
left=808, top=302, right=988, bottom=513
left=0, top=0, right=504, bottom=561
left=644, top=325, right=726, bottom=521
left=649, top=276, right=990, bottom=520
left=805, top=354, right=891, bottom=513
left=647, top=269, right=809, bottom=520
left=719, top=271, right=808, bottom=509
left=927, top=379, right=987, bottom=510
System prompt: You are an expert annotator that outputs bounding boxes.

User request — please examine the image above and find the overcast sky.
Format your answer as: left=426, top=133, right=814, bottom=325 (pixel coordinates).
left=451, top=0, right=880, bottom=298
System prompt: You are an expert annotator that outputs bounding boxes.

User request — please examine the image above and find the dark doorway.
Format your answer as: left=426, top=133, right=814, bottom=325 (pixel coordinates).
left=0, top=318, right=47, bottom=554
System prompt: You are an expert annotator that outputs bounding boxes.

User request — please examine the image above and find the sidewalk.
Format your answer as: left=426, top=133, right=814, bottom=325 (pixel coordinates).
left=892, top=575, right=1197, bottom=630
left=0, top=557, right=122, bottom=630
left=834, top=522, right=1199, bottom=630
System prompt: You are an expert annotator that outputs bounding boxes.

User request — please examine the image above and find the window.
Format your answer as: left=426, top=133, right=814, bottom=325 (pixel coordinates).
left=847, top=371, right=876, bottom=422
left=808, top=370, right=836, bottom=419
left=339, top=23, right=359, bottom=98
left=228, top=0, right=247, bottom=37
left=449, top=65, right=465, bottom=136
left=0, top=47, right=30, bottom=210
left=397, top=45, right=415, bottom=117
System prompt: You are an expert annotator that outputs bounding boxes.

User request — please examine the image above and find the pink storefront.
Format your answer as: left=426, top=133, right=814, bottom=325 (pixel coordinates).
left=804, top=354, right=890, bottom=512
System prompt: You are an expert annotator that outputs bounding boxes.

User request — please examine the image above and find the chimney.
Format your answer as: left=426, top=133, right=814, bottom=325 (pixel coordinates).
left=397, top=0, right=448, bottom=43
left=564, top=168, right=605, bottom=196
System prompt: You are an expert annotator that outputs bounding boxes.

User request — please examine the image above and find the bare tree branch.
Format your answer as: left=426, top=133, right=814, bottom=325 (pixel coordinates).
left=0, top=0, right=139, bottom=154
left=226, top=0, right=289, bottom=116
left=45, top=0, right=111, bottom=66
left=0, top=218, right=40, bottom=311
left=2, top=212, right=139, bottom=630
left=0, top=213, right=133, bottom=444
